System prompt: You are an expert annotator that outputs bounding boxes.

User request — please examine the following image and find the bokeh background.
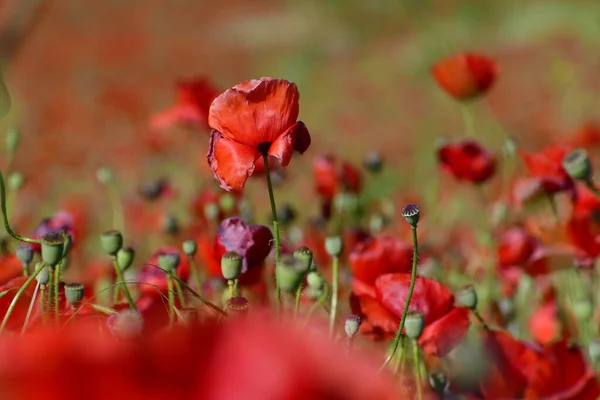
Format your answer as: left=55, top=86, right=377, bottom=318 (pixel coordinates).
left=1, top=0, right=600, bottom=248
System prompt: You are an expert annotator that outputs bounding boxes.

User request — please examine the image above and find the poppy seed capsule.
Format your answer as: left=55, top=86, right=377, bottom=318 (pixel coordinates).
left=325, top=236, right=344, bottom=257
left=405, top=311, right=425, bottom=339
left=64, top=282, right=84, bottom=307
left=41, top=232, right=65, bottom=266
left=562, top=148, right=592, bottom=182
left=182, top=239, right=197, bottom=256
left=293, top=246, right=313, bottom=272
left=203, top=202, right=220, bottom=222
left=7, top=172, right=24, bottom=191
left=275, top=255, right=309, bottom=292
left=221, top=251, right=243, bottom=280
left=16, top=244, right=34, bottom=266
left=35, top=262, right=50, bottom=285
left=455, top=285, right=478, bottom=310
left=116, top=247, right=135, bottom=271
left=428, top=369, right=449, bottom=394
left=402, top=204, right=420, bottom=227
left=100, top=230, right=123, bottom=256
left=588, top=339, right=600, bottom=364
left=306, top=271, right=325, bottom=290
left=364, top=151, right=384, bottom=173
left=344, top=314, right=361, bottom=338
left=158, top=253, right=180, bottom=273
left=226, top=296, right=249, bottom=314
left=96, top=166, right=113, bottom=184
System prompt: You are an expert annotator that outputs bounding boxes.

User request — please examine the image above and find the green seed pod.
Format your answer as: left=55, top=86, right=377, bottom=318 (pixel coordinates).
left=35, top=261, right=50, bottom=285
left=219, top=193, right=236, bottom=213
left=116, top=247, right=135, bottom=271
left=221, top=251, right=243, bottom=280
left=7, top=172, right=24, bottom=191
left=158, top=253, right=180, bottom=273
left=203, top=202, right=220, bottom=222
left=275, top=255, right=308, bottom=292
left=100, top=230, right=123, bottom=256
left=562, top=148, right=592, bottom=182
left=455, top=285, right=478, bottom=310
left=306, top=271, right=325, bottom=291
left=16, top=244, right=34, bottom=267
left=5, top=127, right=20, bottom=154
left=182, top=239, right=198, bottom=256
left=324, top=236, right=343, bottom=257
left=41, top=232, right=65, bottom=266
left=226, top=296, right=249, bottom=314
left=405, top=311, right=425, bottom=339
left=96, top=166, right=113, bottom=184
left=64, top=282, right=84, bottom=307
left=344, top=314, right=361, bottom=338
left=402, top=203, right=420, bottom=227
left=293, top=246, right=313, bottom=272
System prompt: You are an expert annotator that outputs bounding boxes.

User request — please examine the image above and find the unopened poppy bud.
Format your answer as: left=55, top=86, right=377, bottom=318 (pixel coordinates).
left=364, top=151, right=384, bottom=173
left=96, top=166, right=113, bottom=184
left=162, top=213, right=179, bottom=235
left=35, top=261, right=49, bottom=285
left=203, top=202, right=220, bottom=221
left=158, top=253, right=180, bottom=273
left=219, top=193, right=236, bottom=213
left=182, top=239, right=197, bottom=256
left=562, top=148, right=592, bottom=182
left=116, top=247, right=135, bottom=271
left=307, top=271, right=325, bottom=290
left=107, top=310, right=144, bottom=340
left=5, top=127, right=20, bottom=155
left=455, top=285, right=478, bottom=310
left=276, top=255, right=308, bottom=292
left=573, top=298, right=593, bottom=320
left=428, top=369, right=448, bottom=394
left=221, top=251, right=243, bottom=280
left=588, top=339, right=600, bottom=364
left=100, top=230, right=123, bottom=256
left=325, top=236, right=343, bottom=257
left=293, top=246, right=313, bottom=272
left=402, top=203, right=420, bottom=227
left=344, top=314, right=361, bottom=338
left=16, top=244, right=34, bottom=267
left=7, top=172, right=24, bottom=191
left=405, top=311, right=425, bottom=339
left=41, top=232, right=65, bottom=266
left=64, top=282, right=84, bottom=307
left=226, top=296, right=249, bottom=314
left=277, top=204, right=297, bottom=225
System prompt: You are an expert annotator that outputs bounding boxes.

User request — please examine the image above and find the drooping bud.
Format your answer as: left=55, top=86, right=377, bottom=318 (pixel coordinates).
left=293, top=246, right=313, bottom=272
left=100, top=230, right=123, bottom=256
left=402, top=203, right=420, bottom=227
left=221, top=251, right=243, bottom=280
left=158, top=253, right=180, bottom=273
left=405, top=311, right=425, bottom=339
left=107, top=310, right=144, bottom=340
left=275, top=255, right=309, bottom=292
left=116, top=247, right=135, bottom=271
left=16, top=244, right=34, bottom=267
left=344, top=314, right=361, bottom=338
left=325, top=236, right=344, bottom=257
left=182, top=239, right=197, bottom=256
left=64, top=282, right=84, bottom=308
left=455, top=285, right=478, bottom=310
left=35, top=261, right=50, bottom=285
left=41, top=232, right=65, bottom=266
left=562, top=148, right=592, bottom=182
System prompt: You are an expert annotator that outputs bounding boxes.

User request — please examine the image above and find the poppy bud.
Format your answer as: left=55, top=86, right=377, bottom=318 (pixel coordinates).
left=221, top=251, right=243, bottom=280
left=344, top=314, right=361, bottom=338
left=573, top=298, right=593, bottom=320
left=96, top=166, right=113, bottom=184
left=363, top=151, right=384, bottom=173
left=64, top=282, right=84, bottom=307
left=116, top=247, right=135, bottom=271
left=7, top=172, right=24, bottom=191
left=182, top=239, right=197, bottom=256
left=588, top=339, right=600, bottom=365
left=497, top=296, right=515, bottom=321
left=562, top=148, right=592, bottom=182
left=402, top=203, right=420, bottom=227
left=162, top=213, right=179, bottom=235
left=35, top=261, right=50, bottom=285
left=428, top=369, right=449, bottom=395
left=455, top=285, right=478, bottom=310
left=158, top=253, right=180, bottom=273
left=203, top=202, right=220, bottom=222
left=107, top=310, right=144, bottom=340
left=5, top=127, right=20, bottom=155
left=276, top=255, right=308, bottom=292
left=405, top=311, right=425, bottom=339
left=306, top=271, right=325, bottom=290
left=100, top=230, right=123, bottom=256
left=325, top=236, right=344, bottom=257
left=226, top=296, right=249, bottom=314
left=41, top=232, right=65, bottom=266
left=293, top=246, right=313, bottom=272
left=16, top=244, right=34, bottom=267
left=369, top=213, right=385, bottom=234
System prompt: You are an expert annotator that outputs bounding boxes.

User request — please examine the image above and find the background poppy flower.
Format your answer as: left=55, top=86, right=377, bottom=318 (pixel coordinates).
left=207, top=77, right=311, bottom=191
left=437, top=140, right=496, bottom=184
left=431, top=53, right=498, bottom=100
left=313, top=154, right=362, bottom=200
left=520, top=145, right=574, bottom=197
left=137, top=247, right=191, bottom=297
left=33, top=211, right=76, bottom=246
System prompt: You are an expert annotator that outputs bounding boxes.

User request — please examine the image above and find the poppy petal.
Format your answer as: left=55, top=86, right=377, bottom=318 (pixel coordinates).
left=268, top=121, right=311, bottom=167
left=207, top=130, right=260, bottom=191
left=419, top=307, right=471, bottom=357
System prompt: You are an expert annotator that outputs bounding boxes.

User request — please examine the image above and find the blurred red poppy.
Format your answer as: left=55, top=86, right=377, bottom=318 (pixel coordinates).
left=564, top=123, right=600, bottom=149
left=349, top=236, right=412, bottom=288
left=566, top=215, right=600, bottom=266
left=207, top=77, right=311, bottom=191
left=351, top=273, right=471, bottom=356
left=431, top=53, right=498, bottom=100
left=137, top=247, right=191, bottom=297
left=0, top=316, right=403, bottom=400
left=0, top=253, right=24, bottom=286
left=520, top=145, right=574, bottom=197
left=437, top=140, right=496, bottom=184
left=313, top=154, right=362, bottom=200
left=32, top=211, right=76, bottom=250
left=0, top=276, right=38, bottom=331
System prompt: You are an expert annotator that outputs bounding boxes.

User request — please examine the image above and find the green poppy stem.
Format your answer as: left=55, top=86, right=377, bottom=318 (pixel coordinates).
left=112, top=257, right=136, bottom=310
left=0, top=171, right=40, bottom=244
left=262, top=152, right=282, bottom=312
left=188, top=255, right=203, bottom=294
left=0, top=261, right=45, bottom=334
left=413, top=340, right=423, bottom=400
left=329, top=255, right=340, bottom=337
left=166, top=275, right=176, bottom=327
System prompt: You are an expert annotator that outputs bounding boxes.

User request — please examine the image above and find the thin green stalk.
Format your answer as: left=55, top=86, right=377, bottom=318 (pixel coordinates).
left=173, top=276, right=186, bottom=307
left=473, top=309, right=490, bottom=330
left=0, top=171, right=40, bottom=244
left=20, top=280, right=40, bottom=336
left=262, top=152, right=282, bottom=311
left=462, top=103, right=476, bottom=137
left=413, top=340, right=423, bottom=400
left=228, top=280, right=235, bottom=299
left=382, top=225, right=419, bottom=369
left=393, top=336, right=406, bottom=375
left=40, top=285, right=46, bottom=322
left=293, top=282, right=303, bottom=323
left=586, top=180, right=600, bottom=199
left=304, top=282, right=330, bottom=326
left=167, top=275, right=176, bottom=327
left=329, top=255, right=340, bottom=337
left=112, top=258, right=136, bottom=310
left=0, top=262, right=45, bottom=334
left=164, top=270, right=227, bottom=316
left=188, top=255, right=203, bottom=294
left=53, top=264, right=61, bottom=322
left=107, top=180, right=125, bottom=235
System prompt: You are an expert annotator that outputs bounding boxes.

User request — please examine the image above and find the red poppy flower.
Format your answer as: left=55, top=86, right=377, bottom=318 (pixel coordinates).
left=520, top=145, right=574, bottom=197
left=0, top=316, right=403, bottom=400
left=566, top=215, right=600, bottom=266
left=431, top=53, right=498, bottom=100
left=0, top=253, right=24, bottom=286
left=207, top=77, right=311, bottom=191
left=0, top=276, right=39, bottom=331
left=349, top=236, right=413, bottom=289
left=529, top=300, right=561, bottom=345
left=137, top=247, right=190, bottom=297
left=351, top=273, right=471, bottom=356
left=479, top=330, right=599, bottom=399
left=437, top=140, right=496, bottom=184
left=313, top=154, right=362, bottom=200
left=565, top=123, right=600, bottom=148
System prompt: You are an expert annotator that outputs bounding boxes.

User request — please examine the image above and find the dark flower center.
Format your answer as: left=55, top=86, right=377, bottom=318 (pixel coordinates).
left=258, top=142, right=272, bottom=153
